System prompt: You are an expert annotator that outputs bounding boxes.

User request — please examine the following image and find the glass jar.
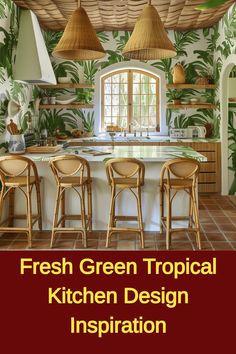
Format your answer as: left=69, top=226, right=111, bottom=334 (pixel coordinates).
left=8, top=134, right=26, bottom=154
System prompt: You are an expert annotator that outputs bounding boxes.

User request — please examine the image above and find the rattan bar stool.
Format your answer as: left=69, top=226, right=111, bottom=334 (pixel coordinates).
left=105, top=158, right=145, bottom=248
left=0, top=155, right=42, bottom=248
left=49, top=155, right=92, bottom=248
left=160, top=158, right=201, bottom=250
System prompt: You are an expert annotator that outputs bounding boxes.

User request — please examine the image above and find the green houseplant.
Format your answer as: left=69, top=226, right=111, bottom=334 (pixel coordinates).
left=167, top=89, right=185, bottom=104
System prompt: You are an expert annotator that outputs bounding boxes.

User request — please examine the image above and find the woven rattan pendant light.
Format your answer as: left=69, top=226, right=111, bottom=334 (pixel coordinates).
left=122, top=1, right=176, bottom=60
left=53, top=0, right=105, bottom=60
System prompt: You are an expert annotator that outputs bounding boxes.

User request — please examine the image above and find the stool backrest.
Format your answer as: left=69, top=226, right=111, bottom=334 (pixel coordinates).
left=0, top=155, right=37, bottom=183
left=160, top=158, right=200, bottom=186
left=49, top=155, right=90, bottom=183
left=105, top=158, right=145, bottom=186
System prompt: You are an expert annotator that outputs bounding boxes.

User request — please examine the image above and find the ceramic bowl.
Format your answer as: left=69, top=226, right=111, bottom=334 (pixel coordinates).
left=58, top=77, right=71, bottom=84
left=190, top=98, right=199, bottom=104
left=55, top=95, right=77, bottom=104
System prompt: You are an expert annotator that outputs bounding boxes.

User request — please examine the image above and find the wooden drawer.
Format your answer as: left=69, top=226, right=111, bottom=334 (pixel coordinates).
left=199, top=173, right=216, bottom=183
left=199, top=162, right=216, bottom=172
left=198, top=183, right=218, bottom=193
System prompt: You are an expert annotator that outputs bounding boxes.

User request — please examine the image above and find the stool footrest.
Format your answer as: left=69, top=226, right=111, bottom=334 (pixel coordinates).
left=161, top=216, right=193, bottom=221
left=0, top=227, right=31, bottom=232
left=109, top=227, right=142, bottom=233
left=53, top=228, right=86, bottom=233
left=114, top=216, right=138, bottom=221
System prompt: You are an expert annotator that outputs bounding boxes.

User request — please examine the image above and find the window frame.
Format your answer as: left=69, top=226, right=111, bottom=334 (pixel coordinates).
left=101, top=68, right=160, bottom=132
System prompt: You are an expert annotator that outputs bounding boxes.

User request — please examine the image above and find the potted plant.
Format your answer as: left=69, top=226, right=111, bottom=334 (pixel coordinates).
left=77, top=110, right=95, bottom=137
left=167, top=89, right=184, bottom=104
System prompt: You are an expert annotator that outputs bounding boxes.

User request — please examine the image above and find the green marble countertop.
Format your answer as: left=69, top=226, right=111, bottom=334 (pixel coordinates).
left=18, top=145, right=207, bottom=162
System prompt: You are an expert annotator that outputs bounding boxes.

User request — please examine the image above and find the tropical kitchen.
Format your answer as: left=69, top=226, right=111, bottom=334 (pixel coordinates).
left=0, top=0, right=236, bottom=251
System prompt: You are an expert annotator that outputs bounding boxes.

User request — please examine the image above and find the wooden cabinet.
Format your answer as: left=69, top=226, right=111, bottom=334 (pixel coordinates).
left=160, top=141, right=221, bottom=193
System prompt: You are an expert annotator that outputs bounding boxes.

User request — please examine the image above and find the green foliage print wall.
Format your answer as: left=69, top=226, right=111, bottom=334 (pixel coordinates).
left=0, top=0, right=34, bottom=144
left=46, top=28, right=218, bottom=135
left=214, top=3, right=236, bottom=194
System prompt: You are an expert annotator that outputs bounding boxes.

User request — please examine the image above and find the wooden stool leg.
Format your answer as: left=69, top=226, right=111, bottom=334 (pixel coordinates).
left=0, top=186, right=6, bottom=225
left=51, top=186, right=61, bottom=248
left=106, top=186, right=115, bottom=248
left=87, top=182, right=92, bottom=232
left=35, top=182, right=42, bottom=230
left=26, top=188, right=33, bottom=248
left=61, top=189, right=65, bottom=227
left=159, top=186, right=164, bottom=233
left=8, top=188, right=15, bottom=227
left=192, top=188, right=201, bottom=250
left=80, top=186, right=87, bottom=248
left=166, top=188, right=171, bottom=250
left=137, top=187, right=144, bottom=248
left=188, top=193, right=193, bottom=228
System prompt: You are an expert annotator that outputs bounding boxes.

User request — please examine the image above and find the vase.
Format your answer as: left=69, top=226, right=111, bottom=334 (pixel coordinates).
left=8, top=134, right=25, bottom=154
left=172, top=63, right=185, bottom=84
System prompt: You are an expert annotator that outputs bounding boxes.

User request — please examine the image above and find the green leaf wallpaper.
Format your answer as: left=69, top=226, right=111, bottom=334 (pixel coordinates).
left=0, top=0, right=33, bottom=143
left=0, top=1, right=235, bottom=148
left=213, top=2, right=236, bottom=193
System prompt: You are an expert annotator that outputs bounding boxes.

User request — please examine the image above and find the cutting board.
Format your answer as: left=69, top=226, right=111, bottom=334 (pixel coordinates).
left=26, top=145, right=61, bottom=153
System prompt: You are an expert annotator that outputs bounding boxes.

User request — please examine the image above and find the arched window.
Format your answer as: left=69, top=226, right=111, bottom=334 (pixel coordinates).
left=101, top=69, right=160, bottom=132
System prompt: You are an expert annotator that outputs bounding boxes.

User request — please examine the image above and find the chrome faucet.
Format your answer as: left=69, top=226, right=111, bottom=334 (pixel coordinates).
left=146, top=128, right=149, bottom=137
left=134, top=129, right=136, bottom=137
left=123, top=129, right=127, bottom=137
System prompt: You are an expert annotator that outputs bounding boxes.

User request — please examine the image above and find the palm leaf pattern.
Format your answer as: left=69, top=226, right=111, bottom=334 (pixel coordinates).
left=43, top=30, right=62, bottom=55
left=97, top=31, right=110, bottom=43
left=0, top=99, right=8, bottom=134
left=174, top=31, right=200, bottom=58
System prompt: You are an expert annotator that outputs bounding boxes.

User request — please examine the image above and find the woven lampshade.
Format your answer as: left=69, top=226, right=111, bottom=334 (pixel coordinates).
left=122, top=4, right=176, bottom=60
left=53, top=6, right=106, bottom=60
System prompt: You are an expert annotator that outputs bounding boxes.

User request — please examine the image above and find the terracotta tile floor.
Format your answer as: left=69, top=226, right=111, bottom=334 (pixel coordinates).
left=1, top=194, right=236, bottom=251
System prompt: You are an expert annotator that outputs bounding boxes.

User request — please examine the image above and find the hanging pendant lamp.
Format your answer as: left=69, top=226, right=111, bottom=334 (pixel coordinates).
left=53, top=1, right=106, bottom=60
left=122, top=1, right=176, bottom=60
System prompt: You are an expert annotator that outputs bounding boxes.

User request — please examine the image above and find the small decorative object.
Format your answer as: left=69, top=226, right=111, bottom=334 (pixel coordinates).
left=195, top=76, right=209, bottom=85
left=71, top=129, right=86, bottom=138
left=58, top=77, right=71, bottom=83
left=180, top=100, right=189, bottom=105
left=55, top=95, right=77, bottom=104
left=7, top=119, right=25, bottom=154
left=42, top=97, right=49, bottom=104
left=8, top=134, right=25, bottom=154
left=190, top=98, right=199, bottom=104
left=204, top=123, right=213, bottom=138
left=49, top=96, right=56, bottom=104
left=172, top=63, right=185, bottom=84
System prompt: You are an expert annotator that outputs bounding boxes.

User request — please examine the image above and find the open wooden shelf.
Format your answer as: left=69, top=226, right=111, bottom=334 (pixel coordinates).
left=166, top=84, right=216, bottom=89
left=167, top=103, right=216, bottom=109
left=39, top=104, right=94, bottom=109
left=39, top=83, right=94, bottom=89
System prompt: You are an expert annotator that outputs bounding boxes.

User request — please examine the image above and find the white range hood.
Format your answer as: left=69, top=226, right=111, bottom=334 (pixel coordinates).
left=13, top=9, right=56, bottom=85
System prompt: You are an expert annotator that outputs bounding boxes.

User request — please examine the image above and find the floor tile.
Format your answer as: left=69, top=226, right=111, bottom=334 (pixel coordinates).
left=211, top=242, right=234, bottom=250
left=205, top=232, right=227, bottom=241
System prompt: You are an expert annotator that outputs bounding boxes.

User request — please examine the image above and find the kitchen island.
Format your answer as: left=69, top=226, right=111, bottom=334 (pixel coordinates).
left=3, top=145, right=207, bottom=231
